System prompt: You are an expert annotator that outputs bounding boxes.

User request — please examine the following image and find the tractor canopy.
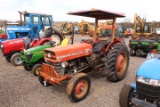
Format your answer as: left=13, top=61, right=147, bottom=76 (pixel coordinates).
left=68, top=9, right=125, bottom=42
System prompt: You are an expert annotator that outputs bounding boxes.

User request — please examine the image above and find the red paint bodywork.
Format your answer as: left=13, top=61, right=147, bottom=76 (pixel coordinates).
left=44, top=42, right=92, bottom=62
left=0, top=33, right=7, bottom=39
left=2, top=38, right=52, bottom=55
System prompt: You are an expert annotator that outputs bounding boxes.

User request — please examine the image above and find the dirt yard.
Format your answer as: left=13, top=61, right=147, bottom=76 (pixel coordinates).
left=0, top=35, right=146, bottom=107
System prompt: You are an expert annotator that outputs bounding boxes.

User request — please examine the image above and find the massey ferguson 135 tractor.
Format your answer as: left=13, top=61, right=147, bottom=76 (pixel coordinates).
left=20, top=23, right=74, bottom=76
left=38, top=9, right=129, bottom=102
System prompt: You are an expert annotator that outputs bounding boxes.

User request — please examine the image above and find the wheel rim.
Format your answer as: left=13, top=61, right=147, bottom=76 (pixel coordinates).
left=14, top=56, right=22, bottom=65
left=50, top=34, right=61, bottom=45
left=35, top=66, right=41, bottom=75
left=75, top=80, right=88, bottom=99
left=116, top=53, right=127, bottom=76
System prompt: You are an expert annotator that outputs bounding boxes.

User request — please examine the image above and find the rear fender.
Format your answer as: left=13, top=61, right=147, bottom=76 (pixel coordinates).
left=29, top=38, right=51, bottom=48
left=105, top=39, right=121, bottom=54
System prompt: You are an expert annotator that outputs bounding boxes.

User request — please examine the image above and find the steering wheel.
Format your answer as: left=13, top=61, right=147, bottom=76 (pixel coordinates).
left=62, top=23, right=74, bottom=44
left=81, top=39, right=95, bottom=45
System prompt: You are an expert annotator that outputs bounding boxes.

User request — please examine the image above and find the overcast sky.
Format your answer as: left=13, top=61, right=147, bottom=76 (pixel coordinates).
left=0, top=0, right=159, bottom=23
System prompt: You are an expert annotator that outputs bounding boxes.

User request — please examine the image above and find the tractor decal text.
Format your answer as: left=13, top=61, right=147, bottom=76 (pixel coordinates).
left=56, top=49, right=91, bottom=59
left=8, top=40, right=23, bottom=44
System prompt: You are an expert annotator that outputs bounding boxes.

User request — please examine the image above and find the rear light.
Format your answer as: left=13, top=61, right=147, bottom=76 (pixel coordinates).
left=152, top=49, right=157, bottom=54
left=0, top=43, right=3, bottom=48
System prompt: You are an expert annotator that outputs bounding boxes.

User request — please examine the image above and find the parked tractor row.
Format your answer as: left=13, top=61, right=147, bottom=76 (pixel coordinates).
left=0, top=9, right=130, bottom=103
left=1, top=8, right=160, bottom=106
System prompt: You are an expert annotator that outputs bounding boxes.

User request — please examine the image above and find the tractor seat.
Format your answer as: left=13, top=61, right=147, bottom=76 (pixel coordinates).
left=61, top=38, right=70, bottom=46
left=92, top=38, right=111, bottom=52
left=24, top=37, right=31, bottom=49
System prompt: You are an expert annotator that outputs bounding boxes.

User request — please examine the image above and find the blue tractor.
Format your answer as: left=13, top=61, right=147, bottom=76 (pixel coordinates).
left=0, top=11, right=62, bottom=44
left=119, top=58, right=160, bottom=107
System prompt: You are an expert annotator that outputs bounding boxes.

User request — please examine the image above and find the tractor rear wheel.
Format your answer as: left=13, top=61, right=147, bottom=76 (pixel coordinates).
left=105, top=43, right=129, bottom=82
left=45, top=28, right=63, bottom=45
left=130, top=48, right=136, bottom=56
left=67, top=73, right=91, bottom=102
left=11, top=53, right=22, bottom=66
left=32, top=64, right=41, bottom=76
left=38, top=70, right=51, bottom=87
left=119, top=85, right=135, bottom=107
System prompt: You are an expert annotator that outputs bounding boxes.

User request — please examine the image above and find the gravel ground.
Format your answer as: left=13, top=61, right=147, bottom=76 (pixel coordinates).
left=0, top=35, right=146, bottom=107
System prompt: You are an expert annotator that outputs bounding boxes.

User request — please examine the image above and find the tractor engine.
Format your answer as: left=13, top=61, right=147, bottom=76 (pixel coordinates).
left=44, top=42, right=92, bottom=76
left=87, top=52, right=104, bottom=67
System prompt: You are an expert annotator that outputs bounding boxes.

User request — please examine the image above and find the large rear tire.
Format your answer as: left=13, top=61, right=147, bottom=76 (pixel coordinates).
left=67, top=73, right=91, bottom=103
left=45, top=27, right=63, bottom=45
left=119, top=85, right=135, bottom=107
left=105, top=43, right=129, bottom=82
left=11, top=53, right=22, bottom=66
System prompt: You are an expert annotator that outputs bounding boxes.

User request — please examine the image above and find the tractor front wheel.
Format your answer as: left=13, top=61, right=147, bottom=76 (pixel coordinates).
left=5, top=56, right=11, bottom=62
left=38, top=71, right=51, bottom=87
left=106, top=43, right=129, bottom=82
left=11, top=53, right=22, bottom=66
left=32, top=64, right=41, bottom=76
left=119, top=85, right=135, bottom=107
left=67, top=73, right=91, bottom=102
left=22, top=63, right=32, bottom=71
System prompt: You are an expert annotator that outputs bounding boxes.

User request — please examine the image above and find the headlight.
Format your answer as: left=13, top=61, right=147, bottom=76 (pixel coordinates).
left=0, top=44, right=3, bottom=48
left=137, top=76, right=160, bottom=86
left=26, top=53, right=33, bottom=61
left=61, top=62, right=68, bottom=68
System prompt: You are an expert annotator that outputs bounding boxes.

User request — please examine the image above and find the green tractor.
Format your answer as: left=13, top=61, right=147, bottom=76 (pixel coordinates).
left=20, top=23, right=74, bottom=76
left=129, top=39, right=159, bottom=56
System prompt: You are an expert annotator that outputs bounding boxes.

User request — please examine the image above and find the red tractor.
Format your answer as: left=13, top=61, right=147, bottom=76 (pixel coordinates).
left=38, top=9, right=129, bottom=102
left=1, top=28, right=63, bottom=66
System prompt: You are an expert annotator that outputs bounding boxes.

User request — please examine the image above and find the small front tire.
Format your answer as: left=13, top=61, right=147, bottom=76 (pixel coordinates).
left=22, top=63, right=32, bottom=71
left=5, top=56, right=11, bottom=62
left=38, top=71, right=51, bottom=87
left=32, top=64, right=41, bottom=76
left=119, top=84, right=135, bottom=107
left=11, top=53, right=22, bottom=66
left=67, top=73, right=91, bottom=102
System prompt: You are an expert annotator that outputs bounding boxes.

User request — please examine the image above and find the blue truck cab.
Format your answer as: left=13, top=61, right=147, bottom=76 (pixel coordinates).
left=0, top=11, right=53, bottom=42
left=119, top=58, right=160, bottom=107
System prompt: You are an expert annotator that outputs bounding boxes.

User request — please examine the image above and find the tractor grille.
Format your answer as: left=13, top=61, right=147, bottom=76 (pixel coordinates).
left=42, top=63, right=58, bottom=78
left=136, top=81, right=160, bottom=99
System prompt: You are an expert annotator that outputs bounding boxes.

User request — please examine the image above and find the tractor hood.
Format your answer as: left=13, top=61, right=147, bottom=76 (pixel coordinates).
left=24, top=45, right=51, bottom=54
left=0, top=33, right=7, bottom=39
left=44, top=42, right=92, bottom=62
left=2, top=38, right=24, bottom=46
left=137, top=58, right=160, bottom=80
left=1, top=38, right=24, bottom=55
